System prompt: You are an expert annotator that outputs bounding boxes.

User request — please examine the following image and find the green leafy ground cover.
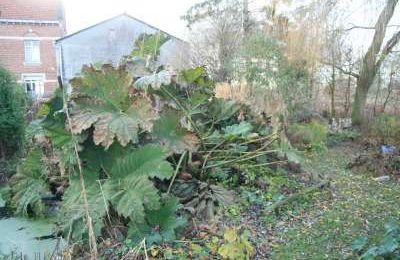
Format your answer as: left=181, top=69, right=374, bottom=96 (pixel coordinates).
left=271, top=145, right=400, bottom=259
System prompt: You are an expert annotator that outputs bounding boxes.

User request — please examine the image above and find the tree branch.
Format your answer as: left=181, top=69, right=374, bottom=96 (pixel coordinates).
left=377, top=30, right=400, bottom=67
left=344, top=24, right=400, bottom=31
left=321, top=61, right=360, bottom=78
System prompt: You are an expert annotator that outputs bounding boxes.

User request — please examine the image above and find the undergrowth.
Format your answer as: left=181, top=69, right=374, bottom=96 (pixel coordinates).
left=6, top=48, right=288, bottom=258
left=271, top=147, right=400, bottom=259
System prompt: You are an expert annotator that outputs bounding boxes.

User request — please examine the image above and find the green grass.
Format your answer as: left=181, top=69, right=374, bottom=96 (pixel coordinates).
left=270, top=149, right=400, bottom=259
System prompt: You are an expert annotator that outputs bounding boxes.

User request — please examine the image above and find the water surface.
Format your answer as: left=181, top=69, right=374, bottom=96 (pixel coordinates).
left=0, top=217, right=58, bottom=259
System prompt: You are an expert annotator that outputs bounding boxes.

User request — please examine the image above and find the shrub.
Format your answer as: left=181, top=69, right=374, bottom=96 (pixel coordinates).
left=327, top=129, right=361, bottom=146
left=0, top=67, right=26, bottom=159
left=287, top=121, right=327, bottom=152
left=228, top=34, right=310, bottom=118
left=0, top=158, right=18, bottom=184
left=370, top=114, right=400, bottom=145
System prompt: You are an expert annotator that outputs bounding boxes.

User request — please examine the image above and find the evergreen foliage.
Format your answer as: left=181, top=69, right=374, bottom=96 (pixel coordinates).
left=0, top=67, right=26, bottom=159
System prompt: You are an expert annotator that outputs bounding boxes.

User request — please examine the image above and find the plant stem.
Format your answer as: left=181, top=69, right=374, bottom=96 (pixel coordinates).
left=202, top=137, right=278, bottom=169
left=201, top=140, right=226, bottom=172
left=167, top=151, right=187, bottom=194
left=203, top=149, right=277, bottom=169
left=63, top=86, right=98, bottom=259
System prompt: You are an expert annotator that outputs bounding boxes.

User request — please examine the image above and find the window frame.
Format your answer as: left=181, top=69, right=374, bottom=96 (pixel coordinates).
left=24, top=39, right=41, bottom=64
left=21, top=74, right=45, bottom=98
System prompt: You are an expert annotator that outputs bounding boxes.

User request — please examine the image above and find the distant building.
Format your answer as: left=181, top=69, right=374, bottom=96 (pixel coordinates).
left=56, top=13, right=189, bottom=84
left=0, top=0, right=66, bottom=98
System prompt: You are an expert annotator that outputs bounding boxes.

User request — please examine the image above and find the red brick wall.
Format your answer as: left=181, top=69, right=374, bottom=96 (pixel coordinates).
left=0, top=0, right=65, bottom=97
left=0, top=0, right=64, bottom=21
left=0, top=23, right=63, bottom=37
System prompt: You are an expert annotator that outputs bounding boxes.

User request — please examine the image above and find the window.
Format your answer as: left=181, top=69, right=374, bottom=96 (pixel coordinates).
left=24, top=40, right=41, bottom=64
left=23, top=74, right=44, bottom=98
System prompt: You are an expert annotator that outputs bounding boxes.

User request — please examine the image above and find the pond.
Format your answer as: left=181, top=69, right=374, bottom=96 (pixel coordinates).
left=0, top=211, right=61, bottom=259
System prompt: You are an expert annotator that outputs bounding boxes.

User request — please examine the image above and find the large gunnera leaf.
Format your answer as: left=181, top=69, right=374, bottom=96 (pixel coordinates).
left=134, top=70, right=172, bottom=90
left=223, top=121, right=253, bottom=140
left=70, top=65, right=157, bottom=149
left=103, top=144, right=174, bottom=222
left=10, top=148, right=48, bottom=217
left=103, top=177, right=159, bottom=223
left=128, top=197, right=186, bottom=246
left=153, top=109, right=199, bottom=153
left=59, top=172, right=107, bottom=241
left=209, top=99, right=241, bottom=124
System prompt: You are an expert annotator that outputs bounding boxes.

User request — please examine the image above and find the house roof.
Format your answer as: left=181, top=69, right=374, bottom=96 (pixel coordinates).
left=56, top=13, right=185, bottom=43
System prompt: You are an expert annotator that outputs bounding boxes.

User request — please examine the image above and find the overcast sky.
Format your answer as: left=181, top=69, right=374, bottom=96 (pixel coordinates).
left=63, top=0, right=400, bottom=52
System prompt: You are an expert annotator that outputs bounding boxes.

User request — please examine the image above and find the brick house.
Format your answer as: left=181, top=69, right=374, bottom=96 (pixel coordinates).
left=0, top=0, right=66, bottom=98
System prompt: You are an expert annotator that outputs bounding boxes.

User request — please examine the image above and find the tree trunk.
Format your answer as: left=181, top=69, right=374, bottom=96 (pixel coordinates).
left=352, top=81, right=370, bottom=124
left=330, top=64, right=336, bottom=119
left=351, top=0, right=398, bottom=125
left=344, top=70, right=352, bottom=117
left=242, top=0, right=250, bottom=34
left=373, top=72, right=382, bottom=116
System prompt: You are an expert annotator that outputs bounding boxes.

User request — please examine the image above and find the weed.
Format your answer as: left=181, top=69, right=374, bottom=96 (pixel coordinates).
left=327, top=128, right=361, bottom=146
left=370, top=114, right=400, bottom=145
left=218, top=228, right=254, bottom=260
left=287, top=121, right=327, bottom=153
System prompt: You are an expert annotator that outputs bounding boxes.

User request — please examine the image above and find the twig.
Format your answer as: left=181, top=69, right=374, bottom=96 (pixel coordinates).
left=204, top=149, right=279, bottom=162
left=50, top=237, right=61, bottom=259
left=201, top=140, right=226, bottom=172
left=98, top=180, right=111, bottom=223
left=244, top=160, right=287, bottom=168
left=192, top=218, right=199, bottom=234
left=143, top=238, right=149, bottom=260
left=344, top=24, right=400, bottom=31
left=203, top=149, right=277, bottom=169
left=174, top=239, right=204, bottom=243
left=203, top=137, right=278, bottom=169
left=167, top=151, right=187, bottom=194
left=320, top=61, right=359, bottom=78
left=241, top=133, right=278, bottom=145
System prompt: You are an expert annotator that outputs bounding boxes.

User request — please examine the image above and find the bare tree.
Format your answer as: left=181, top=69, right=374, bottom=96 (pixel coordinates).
left=382, top=69, right=396, bottom=112
left=351, top=0, right=399, bottom=125
left=183, top=0, right=247, bottom=81
left=343, top=48, right=357, bottom=116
